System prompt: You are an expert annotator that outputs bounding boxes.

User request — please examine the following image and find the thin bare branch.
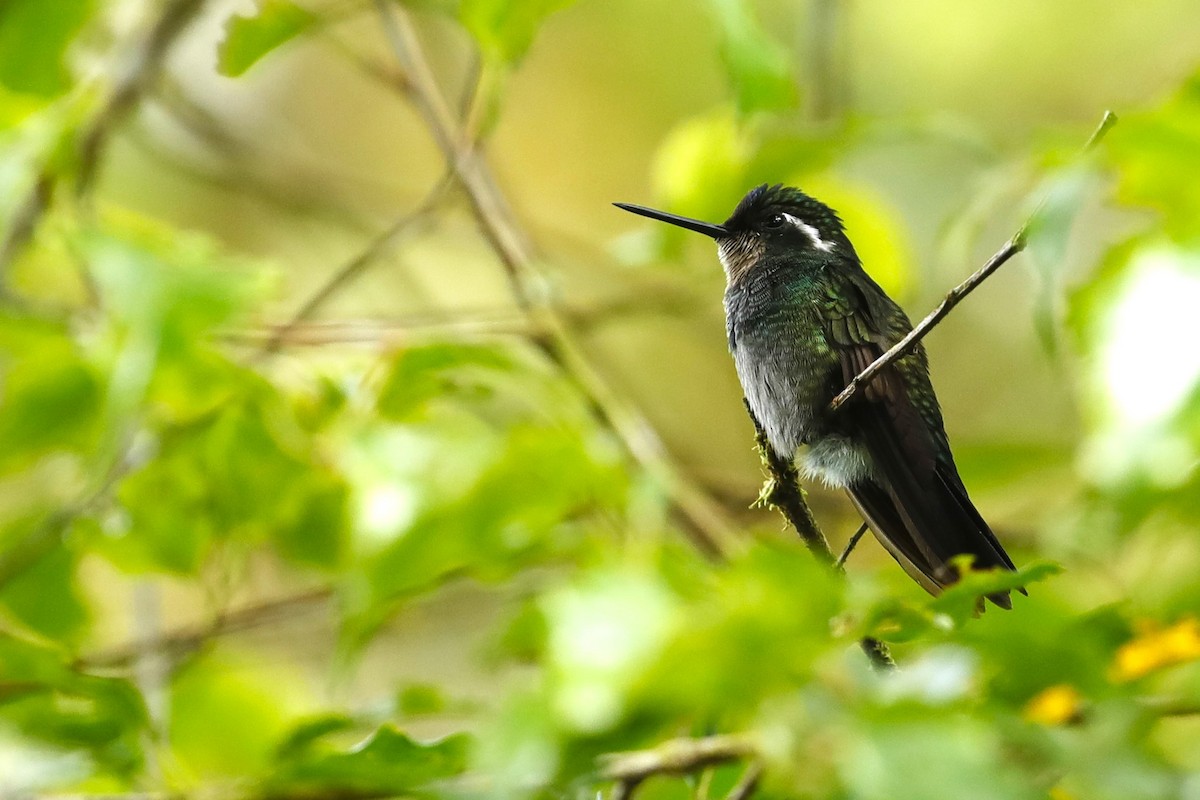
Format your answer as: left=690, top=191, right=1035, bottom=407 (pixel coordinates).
left=371, top=1, right=739, bottom=558
left=81, top=587, right=332, bottom=669
left=260, top=174, right=453, bottom=355
left=829, top=110, right=1117, bottom=413
left=76, top=0, right=209, bottom=196
left=601, top=735, right=757, bottom=785
left=836, top=522, right=869, bottom=569
left=226, top=312, right=535, bottom=349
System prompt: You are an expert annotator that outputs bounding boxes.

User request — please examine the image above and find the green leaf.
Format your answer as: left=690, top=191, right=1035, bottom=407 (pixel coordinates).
left=397, top=683, right=447, bottom=716
left=1023, top=164, right=1099, bottom=354
left=706, top=0, right=797, bottom=114
left=170, top=653, right=312, bottom=779
left=271, top=472, right=349, bottom=570
left=109, top=382, right=346, bottom=574
left=859, top=561, right=1063, bottom=642
left=0, top=0, right=94, bottom=97
left=840, top=717, right=1034, bottom=800
left=218, top=0, right=317, bottom=77
left=1106, top=70, right=1200, bottom=243
left=928, top=560, right=1062, bottom=625
left=376, top=342, right=516, bottom=422
left=0, top=634, right=147, bottom=778
left=0, top=544, right=88, bottom=644
left=264, top=724, right=471, bottom=796
left=650, top=110, right=752, bottom=251
left=0, top=314, right=102, bottom=473
left=357, top=423, right=622, bottom=621
left=459, top=0, right=576, bottom=65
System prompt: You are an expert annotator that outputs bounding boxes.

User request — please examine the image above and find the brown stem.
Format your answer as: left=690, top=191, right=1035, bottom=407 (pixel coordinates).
left=80, top=587, right=332, bottom=669
left=601, top=735, right=757, bottom=785
left=828, top=110, right=1117, bottom=413
left=259, top=174, right=452, bottom=355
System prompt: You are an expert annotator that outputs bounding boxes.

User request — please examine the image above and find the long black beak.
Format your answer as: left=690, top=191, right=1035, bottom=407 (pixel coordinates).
left=613, top=202, right=726, bottom=239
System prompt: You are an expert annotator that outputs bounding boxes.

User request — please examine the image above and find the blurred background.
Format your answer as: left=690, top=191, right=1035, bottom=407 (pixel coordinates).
left=1, top=0, right=1199, bottom=797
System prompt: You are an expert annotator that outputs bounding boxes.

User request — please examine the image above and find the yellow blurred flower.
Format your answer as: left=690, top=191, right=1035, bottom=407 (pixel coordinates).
left=1111, top=618, right=1200, bottom=682
left=1024, top=684, right=1083, bottom=725
left=1049, top=785, right=1077, bottom=800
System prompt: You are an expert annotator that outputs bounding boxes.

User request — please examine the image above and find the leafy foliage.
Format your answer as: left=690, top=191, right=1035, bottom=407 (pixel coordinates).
left=0, top=0, right=94, bottom=97
left=0, top=2, right=1198, bottom=800
left=218, top=0, right=318, bottom=77
left=459, top=0, right=578, bottom=65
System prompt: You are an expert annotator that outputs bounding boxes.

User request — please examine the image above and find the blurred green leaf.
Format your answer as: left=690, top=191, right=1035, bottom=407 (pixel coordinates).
left=271, top=472, right=349, bottom=569
left=351, top=422, right=623, bottom=640
left=1106, top=70, right=1200, bottom=243
left=218, top=0, right=317, bottom=77
left=651, top=110, right=752, bottom=251
left=377, top=341, right=516, bottom=422
left=397, top=683, right=447, bottom=716
left=858, top=561, right=1062, bottom=643
left=459, top=0, right=576, bottom=65
left=0, top=634, right=146, bottom=778
left=0, top=313, right=102, bottom=473
left=543, top=567, right=681, bottom=733
left=643, top=543, right=844, bottom=716
left=1024, top=164, right=1100, bottom=353
left=706, top=0, right=797, bottom=114
left=0, top=544, right=87, bottom=644
left=0, top=0, right=93, bottom=97
left=839, top=717, right=1033, bottom=800
left=265, top=724, right=470, bottom=797
left=170, top=653, right=311, bottom=779
left=109, top=381, right=347, bottom=574
left=929, top=560, right=1062, bottom=626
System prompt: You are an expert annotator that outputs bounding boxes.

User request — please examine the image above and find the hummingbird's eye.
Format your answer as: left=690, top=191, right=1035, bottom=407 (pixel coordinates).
left=764, top=214, right=787, bottom=230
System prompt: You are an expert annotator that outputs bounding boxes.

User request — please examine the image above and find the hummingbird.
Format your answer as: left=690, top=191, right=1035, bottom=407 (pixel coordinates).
left=615, top=184, right=1018, bottom=606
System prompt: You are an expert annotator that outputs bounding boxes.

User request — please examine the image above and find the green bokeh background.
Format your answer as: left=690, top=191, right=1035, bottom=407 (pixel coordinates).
left=1, top=0, right=1199, bottom=798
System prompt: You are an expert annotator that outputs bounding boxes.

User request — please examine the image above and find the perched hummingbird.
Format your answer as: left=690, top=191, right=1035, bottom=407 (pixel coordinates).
left=616, top=184, right=1018, bottom=605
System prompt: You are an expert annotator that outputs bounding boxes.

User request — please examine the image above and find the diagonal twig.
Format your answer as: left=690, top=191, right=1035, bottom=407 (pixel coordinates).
left=836, top=522, right=869, bottom=569
left=725, top=761, right=764, bottom=800
left=260, top=173, right=453, bottom=355
left=600, top=735, right=757, bottom=786
left=829, top=110, right=1117, bottom=413
left=371, top=0, right=739, bottom=559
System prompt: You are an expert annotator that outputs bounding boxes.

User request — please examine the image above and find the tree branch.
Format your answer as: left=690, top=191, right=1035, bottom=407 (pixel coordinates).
left=260, top=174, right=453, bottom=355
left=746, top=402, right=894, bottom=670
left=81, top=587, right=332, bottom=669
left=371, top=1, right=739, bottom=559
left=828, top=110, right=1117, bottom=413
left=601, top=735, right=756, bottom=787
left=836, top=522, right=869, bottom=569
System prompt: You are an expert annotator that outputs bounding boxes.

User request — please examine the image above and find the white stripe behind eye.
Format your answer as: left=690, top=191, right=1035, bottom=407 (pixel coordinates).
left=783, top=213, right=834, bottom=252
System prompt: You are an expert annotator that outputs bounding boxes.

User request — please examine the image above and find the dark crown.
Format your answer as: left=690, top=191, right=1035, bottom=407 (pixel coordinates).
left=723, top=184, right=845, bottom=238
